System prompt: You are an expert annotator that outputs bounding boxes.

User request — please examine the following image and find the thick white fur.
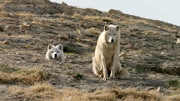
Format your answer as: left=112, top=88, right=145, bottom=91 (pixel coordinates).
left=92, top=24, right=129, bottom=80
left=46, top=44, right=64, bottom=63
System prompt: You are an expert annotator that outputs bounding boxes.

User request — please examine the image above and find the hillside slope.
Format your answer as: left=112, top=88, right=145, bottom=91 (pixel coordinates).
left=0, top=0, right=180, bottom=100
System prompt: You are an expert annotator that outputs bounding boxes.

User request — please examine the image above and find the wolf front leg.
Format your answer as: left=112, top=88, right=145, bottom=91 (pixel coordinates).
left=110, top=49, right=119, bottom=79
left=92, top=57, right=99, bottom=76
left=101, top=55, right=108, bottom=81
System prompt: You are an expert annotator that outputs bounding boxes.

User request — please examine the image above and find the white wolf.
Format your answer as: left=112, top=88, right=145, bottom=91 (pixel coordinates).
left=46, top=44, right=64, bottom=63
left=92, top=24, right=129, bottom=80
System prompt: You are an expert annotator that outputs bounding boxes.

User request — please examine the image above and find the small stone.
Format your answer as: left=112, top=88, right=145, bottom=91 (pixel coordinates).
left=32, top=58, right=39, bottom=63
left=176, top=38, right=180, bottom=44
left=20, top=25, right=30, bottom=30
left=3, top=40, right=10, bottom=44
left=33, top=47, right=38, bottom=50
left=20, top=22, right=30, bottom=30
left=58, top=34, right=69, bottom=40
left=0, top=26, right=4, bottom=32
left=5, top=25, right=9, bottom=29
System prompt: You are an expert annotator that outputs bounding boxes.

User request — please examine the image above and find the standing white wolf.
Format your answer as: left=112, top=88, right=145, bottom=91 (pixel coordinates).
left=92, top=24, right=129, bottom=80
left=46, top=44, right=64, bottom=63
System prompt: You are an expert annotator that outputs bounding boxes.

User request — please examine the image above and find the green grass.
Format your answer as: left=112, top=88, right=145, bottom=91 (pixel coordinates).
left=58, top=64, right=72, bottom=70
left=73, top=73, right=83, bottom=80
left=66, top=72, right=74, bottom=76
left=66, top=72, right=83, bottom=79
left=65, top=53, right=76, bottom=56
left=0, top=64, right=19, bottom=73
left=168, top=79, right=180, bottom=87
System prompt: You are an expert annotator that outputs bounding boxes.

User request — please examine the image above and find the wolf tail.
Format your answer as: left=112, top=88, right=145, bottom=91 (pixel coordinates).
left=117, top=69, right=130, bottom=79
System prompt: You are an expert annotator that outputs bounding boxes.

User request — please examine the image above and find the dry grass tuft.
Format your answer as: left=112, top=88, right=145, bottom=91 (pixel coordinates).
left=0, top=64, right=50, bottom=85
left=88, top=88, right=162, bottom=101
left=85, top=27, right=101, bottom=35
left=122, top=18, right=150, bottom=25
left=0, top=33, right=32, bottom=39
left=0, top=11, right=10, bottom=17
left=15, top=12, right=35, bottom=18
left=55, top=89, right=88, bottom=101
left=9, top=83, right=60, bottom=101
left=9, top=84, right=164, bottom=101
left=142, top=30, right=160, bottom=35
left=84, top=15, right=113, bottom=22
left=73, top=13, right=83, bottom=18
left=9, top=84, right=88, bottom=101
left=166, top=95, right=180, bottom=101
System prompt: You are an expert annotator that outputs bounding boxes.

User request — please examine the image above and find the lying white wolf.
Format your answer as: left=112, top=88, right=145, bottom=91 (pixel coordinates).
left=46, top=44, right=64, bottom=63
left=92, top=24, right=129, bottom=80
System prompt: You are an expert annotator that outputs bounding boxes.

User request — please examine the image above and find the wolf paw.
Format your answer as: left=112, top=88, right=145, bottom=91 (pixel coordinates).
left=110, top=76, right=116, bottom=80
left=110, top=74, right=116, bottom=79
left=103, top=77, right=108, bottom=81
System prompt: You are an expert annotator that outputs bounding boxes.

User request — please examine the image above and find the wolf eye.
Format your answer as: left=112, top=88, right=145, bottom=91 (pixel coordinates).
left=114, top=34, right=116, bottom=35
left=57, top=51, right=59, bottom=53
left=108, top=33, right=110, bottom=35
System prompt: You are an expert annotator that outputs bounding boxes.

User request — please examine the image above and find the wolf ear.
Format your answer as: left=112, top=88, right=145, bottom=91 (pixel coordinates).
left=58, top=44, right=63, bottom=50
left=48, top=44, right=53, bottom=50
left=116, top=25, right=120, bottom=31
left=104, top=25, right=109, bottom=31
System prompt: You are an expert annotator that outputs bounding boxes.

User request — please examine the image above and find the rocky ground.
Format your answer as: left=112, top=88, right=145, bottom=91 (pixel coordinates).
left=0, top=0, right=180, bottom=101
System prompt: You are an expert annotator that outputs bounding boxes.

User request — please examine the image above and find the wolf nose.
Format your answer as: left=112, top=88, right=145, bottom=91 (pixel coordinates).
left=54, top=54, right=57, bottom=58
left=111, top=39, right=114, bottom=43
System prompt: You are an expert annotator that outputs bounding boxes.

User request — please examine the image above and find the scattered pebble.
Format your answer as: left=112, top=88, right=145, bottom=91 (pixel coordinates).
left=176, top=38, right=180, bottom=44
left=32, top=58, right=39, bottom=63
left=20, top=25, right=30, bottom=30
left=0, top=26, right=4, bottom=32
left=33, top=47, right=38, bottom=50
left=3, top=40, right=10, bottom=44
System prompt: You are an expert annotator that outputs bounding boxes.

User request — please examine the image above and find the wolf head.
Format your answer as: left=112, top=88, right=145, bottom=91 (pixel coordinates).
left=104, top=24, right=120, bottom=43
left=47, top=44, right=63, bottom=59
